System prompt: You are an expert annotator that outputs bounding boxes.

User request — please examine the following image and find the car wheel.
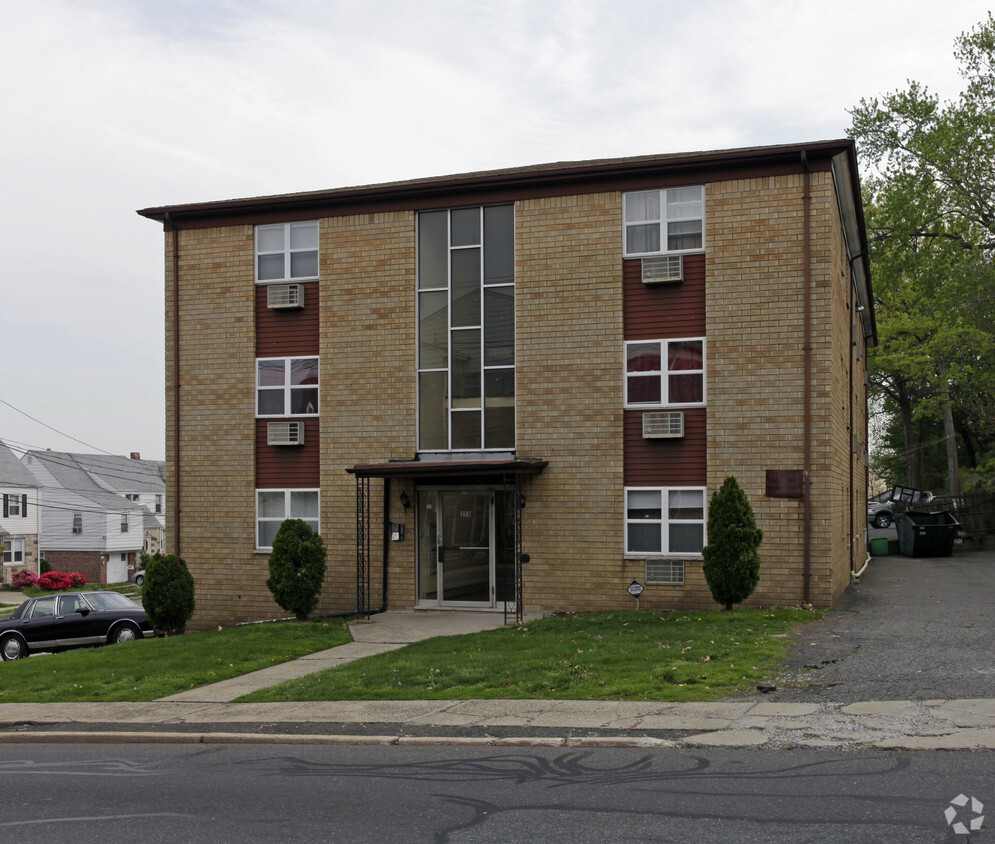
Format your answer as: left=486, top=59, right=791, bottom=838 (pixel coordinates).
left=873, top=513, right=892, bottom=529
left=134, top=574, right=144, bottom=586
left=1, top=634, right=27, bottom=661
left=110, top=623, right=140, bottom=645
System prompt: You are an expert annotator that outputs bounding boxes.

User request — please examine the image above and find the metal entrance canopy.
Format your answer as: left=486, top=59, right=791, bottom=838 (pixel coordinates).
left=346, top=457, right=548, bottom=479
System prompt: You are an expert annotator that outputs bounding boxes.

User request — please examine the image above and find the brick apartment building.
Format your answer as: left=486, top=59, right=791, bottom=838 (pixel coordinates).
left=139, top=140, right=874, bottom=630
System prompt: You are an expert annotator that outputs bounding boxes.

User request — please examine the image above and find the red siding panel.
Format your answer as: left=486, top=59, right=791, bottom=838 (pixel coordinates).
left=623, top=408, right=707, bottom=486
left=622, top=253, right=705, bottom=339
left=255, top=282, right=320, bottom=357
left=622, top=254, right=707, bottom=487
left=255, top=418, right=321, bottom=488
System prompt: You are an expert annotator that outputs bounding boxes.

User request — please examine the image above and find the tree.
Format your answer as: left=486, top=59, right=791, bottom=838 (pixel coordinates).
left=266, top=519, right=327, bottom=621
left=849, top=13, right=995, bottom=493
left=141, top=553, right=196, bottom=636
left=701, top=477, right=763, bottom=611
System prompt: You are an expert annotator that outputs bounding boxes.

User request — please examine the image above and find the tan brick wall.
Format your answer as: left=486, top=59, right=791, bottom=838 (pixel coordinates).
left=165, top=171, right=868, bottom=625
left=515, top=193, right=629, bottom=613
left=706, top=170, right=865, bottom=609
left=167, top=225, right=261, bottom=628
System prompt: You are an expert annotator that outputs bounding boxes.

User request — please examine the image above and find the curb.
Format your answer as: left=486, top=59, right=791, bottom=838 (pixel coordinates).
left=1, top=729, right=993, bottom=750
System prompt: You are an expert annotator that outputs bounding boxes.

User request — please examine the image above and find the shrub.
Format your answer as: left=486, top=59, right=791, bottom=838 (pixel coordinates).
left=266, top=519, right=327, bottom=621
left=701, top=476, right=764, bottom=610
left=141, top=553, right=195, bottom=636
left=38, top=571, right=75, bottom=591
left=10, top=571, right=38, bottom=589
left=39, top=559, right=52, bottom=574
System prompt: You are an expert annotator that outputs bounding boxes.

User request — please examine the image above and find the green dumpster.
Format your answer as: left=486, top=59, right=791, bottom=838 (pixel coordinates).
left=895, top=510, right=959, bottom=557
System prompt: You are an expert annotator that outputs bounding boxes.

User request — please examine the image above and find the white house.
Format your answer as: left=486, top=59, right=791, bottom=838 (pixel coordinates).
left=21, top=451, right=151, bottom=584
left=0, top=442, right=41, bottom=585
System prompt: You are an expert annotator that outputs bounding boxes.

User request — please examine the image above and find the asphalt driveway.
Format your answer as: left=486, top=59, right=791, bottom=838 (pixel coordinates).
left=770, top=547, right=994, bottom=702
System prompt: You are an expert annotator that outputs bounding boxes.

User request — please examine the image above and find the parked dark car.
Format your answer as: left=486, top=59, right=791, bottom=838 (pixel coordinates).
left=0, top=591, right=155, bottom=661
left=867, top=486, right=933, bottom=529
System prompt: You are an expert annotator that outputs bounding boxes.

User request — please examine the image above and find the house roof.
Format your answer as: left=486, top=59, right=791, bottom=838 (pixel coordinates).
left=138, top=139, right=861, bottom=224
left=138, top=139, right=874, bottom=344
left=52, top=452, right=165, bottom=494
left=0, top=442, right=39, bottom=488
left=22, top=451, right=149, bottom=512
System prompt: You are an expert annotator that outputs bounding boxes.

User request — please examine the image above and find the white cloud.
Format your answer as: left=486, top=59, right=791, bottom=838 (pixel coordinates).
left=0, top=0, right=989, bottom=459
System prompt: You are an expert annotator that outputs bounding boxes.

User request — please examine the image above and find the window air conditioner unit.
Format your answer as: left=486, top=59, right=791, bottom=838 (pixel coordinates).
left=267, top=283, right=304, bottom=310
left=267, top=421, right=304, bottom=446
left=642, top=411, right=684, bottom=439
left=641, top=255, right=683, bottom=284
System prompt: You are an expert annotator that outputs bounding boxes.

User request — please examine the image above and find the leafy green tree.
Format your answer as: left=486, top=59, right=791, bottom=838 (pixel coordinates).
left=141, top=553, right=195, bottom=636
left=702, top=477, right=763, bottom=611
left=850, top=13, right=995, bottom=493
left=266, top=519, right=327, bottom=621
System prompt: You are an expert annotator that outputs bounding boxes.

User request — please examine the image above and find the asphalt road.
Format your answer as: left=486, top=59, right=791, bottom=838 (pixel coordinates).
left=769, top=548, right=994, bottom=703
left=0, top=743, right=989, bottom=843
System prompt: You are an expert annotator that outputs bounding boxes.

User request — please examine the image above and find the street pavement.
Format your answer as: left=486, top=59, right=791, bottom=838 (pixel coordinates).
left=0, top=546, right=993, bottom=750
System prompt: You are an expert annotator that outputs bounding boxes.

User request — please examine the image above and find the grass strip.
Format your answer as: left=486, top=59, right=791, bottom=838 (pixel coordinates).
left=240, top=608, right=821, bottom=703
left=0, top=619, right=351, bottom=702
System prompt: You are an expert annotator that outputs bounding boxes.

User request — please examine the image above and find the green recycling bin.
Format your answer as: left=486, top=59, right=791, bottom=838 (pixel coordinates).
left=896, top=510, right=959, bottom=557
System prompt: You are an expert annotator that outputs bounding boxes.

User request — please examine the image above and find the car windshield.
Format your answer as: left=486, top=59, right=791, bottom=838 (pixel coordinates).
left=82, top=592, right=141, bottom=611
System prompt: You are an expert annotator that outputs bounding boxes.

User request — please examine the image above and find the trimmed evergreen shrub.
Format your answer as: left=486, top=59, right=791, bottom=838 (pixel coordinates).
left=141, top=553, right=195, bottom=635
left=266, top=519, right=327, bottom=621
left=701, top=476, right=763, bottom=610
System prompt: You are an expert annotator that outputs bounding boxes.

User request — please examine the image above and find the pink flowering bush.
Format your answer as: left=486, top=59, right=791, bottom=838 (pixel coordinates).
left=10, top=571, right=38, bottom=589
left=38, top=571, right=76, bottom=591
left=67, top=572, right=87, bottom=588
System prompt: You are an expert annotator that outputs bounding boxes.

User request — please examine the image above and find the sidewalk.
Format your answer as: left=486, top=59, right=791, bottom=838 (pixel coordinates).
left=0, top=601, right=993, bottom=749
left=1, top=552, right=993, bottom=751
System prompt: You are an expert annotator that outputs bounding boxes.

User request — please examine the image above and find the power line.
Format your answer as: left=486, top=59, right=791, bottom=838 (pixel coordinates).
left=0, top=396, right=117, bottom=456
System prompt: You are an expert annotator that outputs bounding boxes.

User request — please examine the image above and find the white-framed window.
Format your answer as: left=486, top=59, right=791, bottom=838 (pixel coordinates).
left=2, top=539, right=25, bottom=566
left=2, top=494, right=25, bottom=517
left=155, top=494, right=163, bottom=514
left=625, top=487, right=706, bottom=556
left=625, top=338, right=705, bottom=407
left=256, top=357, right=319, bottom=416
left=72, top=513, right=83, bottom=534
left=120, top=514, right=129, bottom=533
left=623, top=186, right=704, bottom=256
left=256, top=489, right=320, bottom=550
left=255, top=221, right=319, bottom=282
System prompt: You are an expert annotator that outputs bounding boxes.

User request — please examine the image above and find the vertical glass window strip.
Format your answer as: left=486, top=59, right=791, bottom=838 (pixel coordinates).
left=418, top=205, right=514, bottom=451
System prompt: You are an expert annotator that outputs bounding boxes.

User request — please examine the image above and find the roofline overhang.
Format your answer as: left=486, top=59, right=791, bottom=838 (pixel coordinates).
left=137, top=139, right=856, bottom=226
left=347, top=457, right=548, bottom=479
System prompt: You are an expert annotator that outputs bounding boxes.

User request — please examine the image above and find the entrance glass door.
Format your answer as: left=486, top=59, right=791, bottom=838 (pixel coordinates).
left=417, top=489, right=497, bottom=607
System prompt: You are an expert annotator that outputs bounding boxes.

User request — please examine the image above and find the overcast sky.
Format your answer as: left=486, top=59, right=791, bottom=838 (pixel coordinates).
left=1, top=0, right=988, bottom=462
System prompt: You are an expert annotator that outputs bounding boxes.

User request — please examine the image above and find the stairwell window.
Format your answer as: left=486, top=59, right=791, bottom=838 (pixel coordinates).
left=256, top=221, right=319, bottom=282
left=625, top=338, right=705, bottom=407
left=256, top=489, right=319, bottom=550
left=623, top=186, right=704, bottom=256
left=257, top=357, right=319, bottom=416
left=625, top=487, right=706, bottom=556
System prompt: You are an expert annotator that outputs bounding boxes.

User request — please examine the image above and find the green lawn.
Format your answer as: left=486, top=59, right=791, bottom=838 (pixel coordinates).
left=239, top=608, right=821, bottom=703
left=0, top=619, right=351, bottom=702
